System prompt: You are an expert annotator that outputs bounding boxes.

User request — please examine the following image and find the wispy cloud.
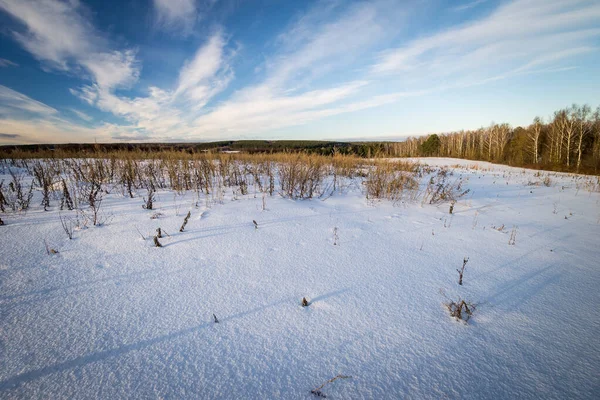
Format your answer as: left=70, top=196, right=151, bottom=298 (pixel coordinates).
left=175, top=31, right=233, bottom=107
left=0, top=0, right=140, bottom=90
left=372, top=0, right=600, bottom=85
left=0, top=116, right=116, bottom=144
left=0, top=86, right=116, bottom=144
left=265, top=0, right=389, bottom=89
left=73, top=0, right=401, bottom=140
left=0, top=0, right=96, bottom=70
left=0, top=132, right=20, bottom=139
left=68, top=108, right=93, bottom=122
left=453, top=0, right=487, bottom=12
left=185, top=0, right=406, bottom=138
left=70, top=31, right=232, bottom=139
left=0, top=58, right=18, bottom=67
left=153, top=0, right=197, bottom=36
left=0, top=85, right=57, bottom=116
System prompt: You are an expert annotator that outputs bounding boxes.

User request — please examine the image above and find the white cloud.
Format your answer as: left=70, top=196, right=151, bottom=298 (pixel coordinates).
left=453, top=0, right=487, bottom=12
left=0, top=0, right=140, bottom=91
left=0, top=87, right=114, bottom=144
left=70, top=31, right=231, bottom=139
left=265, top=0, right=396, bottom=91
left=175, top=31, right=233, bottom=107
left=0, top=85, right=57, bottom=116
left=153, top=0, right=197, bottom=35
left=0, top=0, right=95, bottom=70
left=182, top=0, right=407, bottom=138
left=0, top=0, right=416, bottom=141
left=191, top=81, right=368, bottom=135
left=372, top=0, right=600, bottom=81
left=81, top=50, right=140, bottom=90
left=0, top=117, right=119, bottom=144
left=0, top=58, right=18, bottom=67
left=69, top=108, right=93, bottom=122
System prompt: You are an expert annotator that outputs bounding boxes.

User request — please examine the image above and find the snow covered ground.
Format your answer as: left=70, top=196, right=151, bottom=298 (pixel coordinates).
left=1, top=158, right=599, bottom=399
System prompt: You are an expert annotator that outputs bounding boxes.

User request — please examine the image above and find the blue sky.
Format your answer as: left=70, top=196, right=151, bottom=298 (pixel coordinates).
left=0, top=0, right=599, bottom=144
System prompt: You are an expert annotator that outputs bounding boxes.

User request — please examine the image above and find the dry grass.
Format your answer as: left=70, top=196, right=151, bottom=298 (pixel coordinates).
left=0, top=151, right=430, bottom=218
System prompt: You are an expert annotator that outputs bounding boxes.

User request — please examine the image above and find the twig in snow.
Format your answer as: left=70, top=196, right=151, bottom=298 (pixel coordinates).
left=59, top=213, right=74, bottom=239
left=180, top=211, right=191, bottom=232
left=135, top=225, right=147, bottom=240
left=310, top=375, right=352, bottom=398
left=44, top=239, right=58, bottom=255
left=457, top=257, right=469, bottom=286
left=508, top=226, right=517, bottom=245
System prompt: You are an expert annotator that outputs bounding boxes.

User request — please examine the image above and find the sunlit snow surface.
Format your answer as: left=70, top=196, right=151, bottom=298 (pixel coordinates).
left=1, top=158, right=599, bottom=399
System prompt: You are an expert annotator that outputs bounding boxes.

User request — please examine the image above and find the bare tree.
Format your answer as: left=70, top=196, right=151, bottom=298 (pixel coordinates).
left=574, top=104, right=592, bottom=171
left=528, top=116, right=543, bottom=164
left=594, top=106, right=600, bottom=166
left=564, top=106, right=577, bottom=167
left=552, top=109, right=568, bottom=164
left=495, top=123, right=512, bottom=160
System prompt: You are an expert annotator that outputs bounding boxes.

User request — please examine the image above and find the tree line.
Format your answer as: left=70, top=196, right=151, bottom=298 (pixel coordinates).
left=382, top=104, right=600, bottom=173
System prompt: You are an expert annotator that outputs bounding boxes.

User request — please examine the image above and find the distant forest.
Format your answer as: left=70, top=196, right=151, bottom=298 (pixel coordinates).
left=1, top=104, right=599, bottom=174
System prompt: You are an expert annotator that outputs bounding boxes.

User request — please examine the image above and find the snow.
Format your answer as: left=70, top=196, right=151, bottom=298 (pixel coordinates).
left=1, top=158, right=599, bottom=399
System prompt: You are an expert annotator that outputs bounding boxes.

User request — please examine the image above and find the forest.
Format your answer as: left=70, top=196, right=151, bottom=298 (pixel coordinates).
left=383, top=104, right=600, bottom=173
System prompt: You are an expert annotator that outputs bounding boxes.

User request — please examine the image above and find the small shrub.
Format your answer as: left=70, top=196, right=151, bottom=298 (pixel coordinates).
left=543, top=176, right=551, bottom=187
left=423, top=169, right=470, bottom=205
left=86, top=181, right=103, bottom=226
left=0, top=180, right=7, bottom=212
left=142, top=185, right=155, bottom=210
left=365, top=161, right=418, bottom=203
left=60, top=179, right=74, bottom=210
left=33, top=162, right=53, bottom=211
left=446, top=298, right=476, bottom=322
left=6, top=170, right=34, bottom=212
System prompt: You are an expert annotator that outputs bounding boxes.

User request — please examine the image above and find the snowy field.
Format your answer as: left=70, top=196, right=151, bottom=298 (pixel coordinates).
left=1, top=158, right=599, bottom=399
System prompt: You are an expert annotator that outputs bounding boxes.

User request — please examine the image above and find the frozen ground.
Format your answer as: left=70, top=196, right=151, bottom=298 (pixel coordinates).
left=1, top=158, right=599, bottom=399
